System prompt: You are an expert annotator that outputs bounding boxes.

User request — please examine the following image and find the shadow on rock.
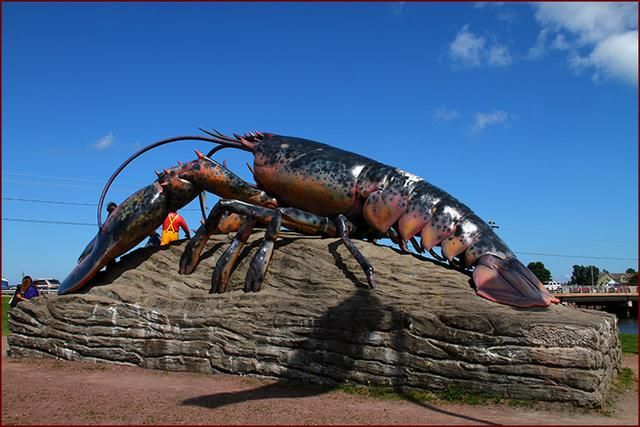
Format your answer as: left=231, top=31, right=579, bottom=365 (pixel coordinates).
left=79, top=245, right=164, bottom=293
left=181, top=288, right=498, bottom=425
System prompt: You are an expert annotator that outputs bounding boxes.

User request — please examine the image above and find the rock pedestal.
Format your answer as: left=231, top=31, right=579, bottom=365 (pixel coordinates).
left=8, top=233, right=621, bottom=407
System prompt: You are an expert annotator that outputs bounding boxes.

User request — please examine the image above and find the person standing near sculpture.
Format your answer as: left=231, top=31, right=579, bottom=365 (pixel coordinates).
left=160, top=211, right=190, bottom=245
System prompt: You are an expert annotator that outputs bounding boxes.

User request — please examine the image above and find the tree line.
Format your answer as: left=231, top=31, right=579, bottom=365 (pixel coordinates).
left=526, top=262, right=637, bottom=287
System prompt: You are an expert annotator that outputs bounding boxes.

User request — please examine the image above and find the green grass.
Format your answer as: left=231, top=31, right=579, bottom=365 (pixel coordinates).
left=2, top=296, right=11, bottom=336
left=336, top=382, right=506, bottom=406
left=620, top=333, right=638, bottom=354
left=612, top=367, right=635, bottom=393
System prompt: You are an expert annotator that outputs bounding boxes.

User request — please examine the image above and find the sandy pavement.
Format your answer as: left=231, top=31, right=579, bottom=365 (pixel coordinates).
left=2, top=338, right=637, bottom=425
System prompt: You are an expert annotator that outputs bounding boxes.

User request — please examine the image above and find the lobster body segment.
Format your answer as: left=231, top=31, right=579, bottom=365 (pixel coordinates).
left=248, top=135, right=512, bottom=266
left=252, top=135, right=376, bottom=217
left=247, top=133, right=557, bottom=307
left=60, top=130, right=559, bottom=308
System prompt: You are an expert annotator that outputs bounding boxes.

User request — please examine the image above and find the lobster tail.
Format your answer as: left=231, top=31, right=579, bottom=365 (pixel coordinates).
left=473, top=254, right=559, bottom=308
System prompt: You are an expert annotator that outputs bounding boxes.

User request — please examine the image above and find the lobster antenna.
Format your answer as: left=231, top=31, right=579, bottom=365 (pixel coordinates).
left=246, top=162, right=256, bottom=178
left=205, top=144, right=229, bottom=158
left=198, top=127, right=239, bottom=143
left=97, top=133, right=250, bottom=229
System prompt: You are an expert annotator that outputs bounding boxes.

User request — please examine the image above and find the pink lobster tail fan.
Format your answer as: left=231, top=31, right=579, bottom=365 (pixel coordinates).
left=473, top=255, right=560, bottom=308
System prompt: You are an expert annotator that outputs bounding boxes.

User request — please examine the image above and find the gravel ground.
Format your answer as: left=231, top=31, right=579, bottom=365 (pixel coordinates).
left=2, top=338, right=637, bottom=425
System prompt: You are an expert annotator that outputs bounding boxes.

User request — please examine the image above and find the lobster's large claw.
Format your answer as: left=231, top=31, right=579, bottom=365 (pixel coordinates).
left=60, top=184, right=180, bottom=294
left=77, top=235, right=97, bottom=264
left=473, top=255, right=559, bottom=308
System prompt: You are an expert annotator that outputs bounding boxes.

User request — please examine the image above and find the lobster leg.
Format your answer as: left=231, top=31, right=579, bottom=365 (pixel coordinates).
left=179, top=211, right=245, bottom=275
left=182, top=198, right=336, bottom=277
left=336, top=214, right=376, bottom=289
left=409, top=237, right=424, bottom=254
left=195, top=199, right=374, bottom=293
left=211, top=217, right=256, bottom=293
left=387, top=226, right=410, bottom=253
left=244, top=210, right=282, bottom=293
left=204, top=201, right=320, bottom=293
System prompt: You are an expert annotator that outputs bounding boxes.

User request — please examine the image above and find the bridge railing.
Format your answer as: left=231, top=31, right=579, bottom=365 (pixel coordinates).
left=553, top=285, right=635, bottom=294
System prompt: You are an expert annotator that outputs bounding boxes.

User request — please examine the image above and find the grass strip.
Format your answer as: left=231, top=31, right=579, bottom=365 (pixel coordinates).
left=620, top=333, right=638, bottom=354
left=2, top=296, right=11, bottom=336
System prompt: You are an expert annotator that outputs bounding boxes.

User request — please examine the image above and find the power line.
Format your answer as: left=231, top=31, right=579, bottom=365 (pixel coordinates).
left=3, top=171, right=143, bottom=187
left=2, top=177, right=106, bottom=191
left=502, top=227, right=633, bottom=245
left=2, top=197, right=202, bottom=211
left=3, top=171, right=108, bottom=183
left=514, top=251, right=637, bottom=261
left=3, top=197, right=96, bottom=207
left=2, top=216, right=637, bottom=261
left=3, top=218, right=95, bottom=226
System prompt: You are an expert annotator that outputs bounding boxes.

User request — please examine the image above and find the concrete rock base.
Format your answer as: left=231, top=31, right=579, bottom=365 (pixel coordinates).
left=8, top=233, right=621, bottom=407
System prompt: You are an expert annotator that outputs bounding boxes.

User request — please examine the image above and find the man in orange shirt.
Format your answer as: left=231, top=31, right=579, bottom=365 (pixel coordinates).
left=160, top=211, right=190, bottom=245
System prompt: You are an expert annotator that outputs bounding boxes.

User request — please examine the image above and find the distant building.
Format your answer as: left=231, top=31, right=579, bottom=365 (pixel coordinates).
left=33, top=278, right=61, bottom=293
left=1, top=279, right=8, bottom=290
left=597, top=272, right=630, bottom=287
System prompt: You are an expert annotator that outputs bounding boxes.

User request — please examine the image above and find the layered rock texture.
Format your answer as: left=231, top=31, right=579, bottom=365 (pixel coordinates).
left=8, top=233, right=621, bottom=407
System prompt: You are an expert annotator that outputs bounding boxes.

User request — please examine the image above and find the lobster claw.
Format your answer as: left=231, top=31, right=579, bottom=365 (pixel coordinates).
left=59, top=183, right=175, bottom=294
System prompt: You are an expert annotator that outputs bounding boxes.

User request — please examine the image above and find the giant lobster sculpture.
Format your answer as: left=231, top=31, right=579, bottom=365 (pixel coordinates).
left=60, top=130, right=559, bottom=308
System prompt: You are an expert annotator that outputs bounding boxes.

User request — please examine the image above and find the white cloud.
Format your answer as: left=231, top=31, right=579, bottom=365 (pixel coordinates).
left=526, top=28, right=550, bottom=60
left=93, top=132, right=114, bottom=150
left=529, top=2, right=638, bottom=85
left=449, top=25, right=486, bottom=66
left=534, top=2, right=636, bottom=45
left=587, top=30, right=638, bottom=84
left=551, top=33, right=570, bottom=51
left=470, top=110, right=514, bottom=134
left=487, top=43, right=512, bottom=66
left=448, top=25, right=512, bottom=67
left=433, top=107, right=460, bottom=122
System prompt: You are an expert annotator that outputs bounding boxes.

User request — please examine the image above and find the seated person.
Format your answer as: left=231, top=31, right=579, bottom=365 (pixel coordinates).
left=14, top=276, right=40, bottom=304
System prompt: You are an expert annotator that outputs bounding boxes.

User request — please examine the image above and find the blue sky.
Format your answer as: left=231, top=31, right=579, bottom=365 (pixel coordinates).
left=2, top=2, right=637, bottom=286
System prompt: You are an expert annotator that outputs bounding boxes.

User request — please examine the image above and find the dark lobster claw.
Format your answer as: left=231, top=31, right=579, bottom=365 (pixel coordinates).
left=60, top=162, right=202, bottom=295
left=59, top=183, right=176, bottom=294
